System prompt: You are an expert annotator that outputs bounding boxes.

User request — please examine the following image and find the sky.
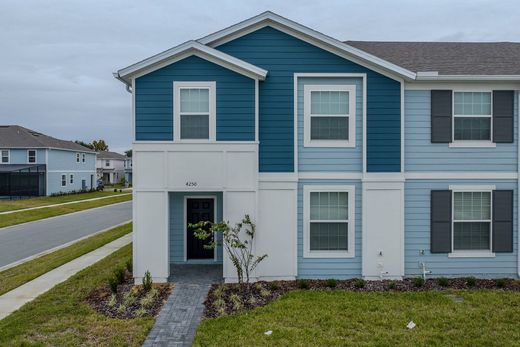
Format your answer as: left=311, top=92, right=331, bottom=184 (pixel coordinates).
left=0, top=0, right=518, bottom=153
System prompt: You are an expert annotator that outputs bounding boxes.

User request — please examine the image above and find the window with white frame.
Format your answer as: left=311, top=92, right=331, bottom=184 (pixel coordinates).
left=70, top=174, right=74, bottom=185
left=173, top=81, right=216, bottom=141
left=453, top=190, right=492, bottom=252
left=304, top=185, right=355, bottom=258
left=453, top=91, right=492, bottom=142
left=76, top=153, right=80, bottom=163
left=304, top=85, right=356, bottom=147
left=82, top=153, right=86, bottom=163
left=27, top=150, right=36, bottom=163
left=61, top=174, right=67, bottom=187
left=105, top=160, right=110, bottom=167
left=1, top=150, right=9, bottom=163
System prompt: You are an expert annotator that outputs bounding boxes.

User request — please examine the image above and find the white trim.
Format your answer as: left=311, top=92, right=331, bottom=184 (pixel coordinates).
left=293, top=74, right=298, bottom=173
left=115, top=40, right=267, bottom=85
left=449, top=141, right=496, bottom=148
left=183, top=195, right=218, bottom=262
left=0, top=147, right=95, bottom=155
left=0, top=149, right=9, bottom=164
left=448, top=251, right=495, bottom=258
left=517, top=91, right=520, bottom=277
left=416, top=75, right=520, bottom=81
left=132, top=78, right=136, bottom=142
left=449, top=184, right=496, bottom=191
left=303, top=84, right=356, bottom=148
left=451, top=90, right=494, bottom=146
left=299, top=172, right=362, bottom=180
left=255, top=79, right=259, bottom=142
left=296, top=172, right=519, bottom=180
left=47, top=170, right=96, bottom=173
left=406, top=172, right=518, bottom=180
left=303, top=185, right=355, bottom=258
left=400, top=79, right=405, bottom=172
left=198, top=11, right=415, bottom=81
left=405, top=82, right=520, bottom=91
left=173, top=81, right=216, bottom=142
left=26, top=149, right=37, bottom=164
left=362, top=76, right=367, bottom=173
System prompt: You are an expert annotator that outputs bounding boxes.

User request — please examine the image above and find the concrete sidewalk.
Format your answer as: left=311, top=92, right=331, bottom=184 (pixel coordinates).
left=0, top=232, right=132, bottom=320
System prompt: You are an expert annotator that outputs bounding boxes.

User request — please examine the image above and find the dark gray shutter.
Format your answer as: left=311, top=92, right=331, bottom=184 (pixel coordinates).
left=492, top=190, right=513, bottom=252
left=431, top=190, right=452, bottom=253
left=431, top=90, right=452, bottom=143
left=493, top=91, right=514, bottom=143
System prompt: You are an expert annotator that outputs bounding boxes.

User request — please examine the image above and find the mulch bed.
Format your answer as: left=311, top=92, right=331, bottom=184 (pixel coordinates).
left=86, top=271, right=173, bottom=319
left=203, top=277, right=520, bottom=318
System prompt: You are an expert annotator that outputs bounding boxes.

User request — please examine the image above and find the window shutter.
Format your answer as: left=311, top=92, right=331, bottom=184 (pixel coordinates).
left=431, top=90, right=452, bottom=143
left=431, top=190, right=452, bottom=253
left=492, top=190, right=513, bottom=252
left=493, top=91, right=514, bottom=143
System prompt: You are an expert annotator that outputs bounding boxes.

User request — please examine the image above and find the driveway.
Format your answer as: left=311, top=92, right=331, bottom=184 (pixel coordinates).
left=0, top=201, right=132, bottom=268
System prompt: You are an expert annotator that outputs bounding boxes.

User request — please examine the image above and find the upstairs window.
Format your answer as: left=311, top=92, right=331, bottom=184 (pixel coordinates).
left=453, top=191, right=492, bottom=251
left=82, top=153, right=86, bottom=163
left=453, top=92, right=492, bottom=142
left=105, top=160, right=110, bottom=167
left=1, top=150, right=9, bottom=163
left=76, top=153, right=80, bottom=163
left=304, top=85, right=356, bottom=147
left=27, top=150, right=36, bottom=163
left=174, top=81, right=216, bottom=141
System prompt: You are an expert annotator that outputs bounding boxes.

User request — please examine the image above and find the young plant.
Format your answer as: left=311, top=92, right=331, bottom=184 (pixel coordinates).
left=135, top=307, right=147, bottom=318
left=125, top=259, right=133, bottom=273
left=142, top=270, right=153, bottom=292
left=354, top=279, right=365, bottom=289
left=325, top=278, right=338, bottom=288
left=229, top=293, right=242, bottom=310
left=268, top=282, right=280, bottom=291
left=114, top=267, right=126, bottom=284
left=117, top=304, right=126, bottom=314
left=107, top=294, right=117, bottom=308
left=387, top=281, right=397, bottom=290
left=466, top=276, right=477, bottom=287
left=412, top=277, right=425, bottom=288
left=495, top=278, right=507, bottom=288
left=191, top=215, right=267, bottom=284
left=108, top=277, right=119, bottom=293
left=123, top=291, right=137, bottom=306
left=437, top=277, right=449, bottom=287
left=297, top=279, right=310, bottom=289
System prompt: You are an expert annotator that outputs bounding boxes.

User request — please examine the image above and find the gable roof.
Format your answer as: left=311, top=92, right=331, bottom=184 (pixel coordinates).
left=114, top=40, right=268, bottom=86
left=346, top=41, right=520, bottom=76
left=96, top=151, right=127, bottom=160
left=198, top=11, right=417, bottom=81
left=0, top=125, right=95, bottom=153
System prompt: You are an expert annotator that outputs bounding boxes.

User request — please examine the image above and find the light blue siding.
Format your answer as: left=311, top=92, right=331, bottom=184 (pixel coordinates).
left=135, top=56, right=255, bottom=141
left=169, top=192, right=223, bottom=264
left=298, top=77, right=363, bottom=172
left=405, top=180, right=518, bottom=277
left=46, top=149, right=96, bottom=195
left=3, top=149, right=46, bottom=164
left=217, top=26, right=401, bottom=173
left=405, top=90, right=518, bottom=172
left=47, top=171, right=96, bottom=195
left=298, top=180, right=362, bottom=278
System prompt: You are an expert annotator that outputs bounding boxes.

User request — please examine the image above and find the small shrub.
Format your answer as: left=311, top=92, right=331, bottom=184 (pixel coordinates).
left=387, top=281, right=397, bottom=290
left=255, top=283, right=264, bottom=291
left=259, top=288, right=271, bottom=298
left=495, top=278, right=507, bottom=288
left=216, top=306, right=226, bottom=317
left=123, top=292, right=137, bottom=306
left=248, top=295, right=257, bottom=305
left=114, top=267, right=126, bottom=284
left=114, top=188, right=118, bottom=192
left=354, top=279, right=365, bottom=289
left=230, top=294, right=242, bottom=310
left=213, top=284, right=225, bottom=299
left=117, top=304, right=126, bottom=314
left=325, top=278, right=338, bottom=288
left=268, top=282, right=280, bottom=291
left=142, top=270, right=153, bottom=292
left=135, top=307, right=147, bottom=317
left=297, top=279, right=309, bottom=289
left=437, top=277, right=449, bottom=287
left=412, top=277, right=425, bottom=288
left=213, top=298, right=225, bottom=310
left=108, top=277, right=119, bottom=293
left=119, top=189, right=123, bottom=193
left=125, top=259, right=133, bottom=273
left=140, top=293, right=155, bottom=309
left=107, top=294, right=117, bottom=308
left=466, top=276, right=477, bottom=287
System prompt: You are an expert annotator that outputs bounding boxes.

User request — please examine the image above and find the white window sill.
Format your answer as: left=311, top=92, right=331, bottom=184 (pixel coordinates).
left=303, top=141, right=355, bottom=148
left=449, top=141, right=496, bottom=148
left=448, top=251, right=495, bottom=258
left=303, top=251, right=355, bottom=258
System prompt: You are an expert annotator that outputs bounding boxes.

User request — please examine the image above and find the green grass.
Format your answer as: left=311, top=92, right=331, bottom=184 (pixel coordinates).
left=0, top=190, right=127, bottom=213
left=0, top=223, right=132, bottom=296
left=0, top=194, right=132, bottom=228
left=0, top=244, right=153, bottom=346
left=194, top=290, right=520, bottom=347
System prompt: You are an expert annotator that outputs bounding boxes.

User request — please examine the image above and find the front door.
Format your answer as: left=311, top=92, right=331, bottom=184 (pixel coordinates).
left=186, top=198, right=214, bottom=259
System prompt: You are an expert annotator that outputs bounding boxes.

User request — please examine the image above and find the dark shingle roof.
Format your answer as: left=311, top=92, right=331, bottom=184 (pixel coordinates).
left=345, top=41, right=520, bottom=75
left=96, top=151, right=127, bottom=160
left=0, top=125, right=95, bottom=152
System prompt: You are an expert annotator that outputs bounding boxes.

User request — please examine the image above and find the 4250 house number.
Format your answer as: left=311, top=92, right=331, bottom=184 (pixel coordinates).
left=185, top=181, right=198, bottom=187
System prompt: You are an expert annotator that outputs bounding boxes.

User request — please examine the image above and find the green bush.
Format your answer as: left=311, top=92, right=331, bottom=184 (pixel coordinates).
left=230, top=293, right=242, bottom=310
left=466, top=276, right=477, bottom=287
left=354, top=279, right=365, bottom=289
left=325, top=278, right=338, bottom=288
left=107, top=294, right=117, bottom=307
left=117, top=304, right=126, bottom=314
left=108, top=277, right=119, bottom=293
left=135, top=307, right=147, bottom=317
left=114, top=267, right=126, bottom=284
left=437, top=277, right=449, bottom=287
left=412, top=277, right=425, bottom=288
left=142, top=270, right=153, bottom=292
left=268, top=282, right=280, bottom=291
left=125, top=259, right=132, bottom=273
left=387, top=281, right=397, bottom=290
left=297, top=279, right=309, bottom=289
left=495, top=278, right=507, bottom=288
left=123, top=292, right=136, bottom=306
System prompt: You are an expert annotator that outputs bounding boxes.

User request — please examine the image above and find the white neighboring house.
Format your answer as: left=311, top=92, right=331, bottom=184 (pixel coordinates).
left=96, top=151, right=127, bottom=185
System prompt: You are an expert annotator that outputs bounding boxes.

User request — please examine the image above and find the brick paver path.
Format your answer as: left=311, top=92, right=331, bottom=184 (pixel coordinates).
left=143, top=264, right=222, bottom=347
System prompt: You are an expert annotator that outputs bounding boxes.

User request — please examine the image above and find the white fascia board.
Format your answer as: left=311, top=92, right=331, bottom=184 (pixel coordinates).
left=198, top=11, right=416, bottom=81
left=114, top=40, right=267, bottom=85
left=415, top=75, right=520, bottom=81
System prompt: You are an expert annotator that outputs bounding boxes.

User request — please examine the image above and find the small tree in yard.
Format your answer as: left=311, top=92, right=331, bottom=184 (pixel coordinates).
left=190, top=215, right=267, bottom=284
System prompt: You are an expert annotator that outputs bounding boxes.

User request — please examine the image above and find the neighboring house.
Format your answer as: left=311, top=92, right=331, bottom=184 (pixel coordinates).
left=114, top=11, right=520, bottom=283
left=0, top=125, right=96, bottom=196
left=124, top=157, right=132, bottom=185
left=96, top=151, right=127, bottom=184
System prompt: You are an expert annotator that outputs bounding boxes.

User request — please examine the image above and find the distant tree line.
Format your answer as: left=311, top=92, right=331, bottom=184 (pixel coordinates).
left=75, top=139, right=131, bottom=157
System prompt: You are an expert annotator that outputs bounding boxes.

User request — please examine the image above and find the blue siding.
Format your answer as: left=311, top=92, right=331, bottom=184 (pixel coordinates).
left=46, top=149, right=96, bottom=195
left=405, top=90, right=518, bottom=171
left=298, top=77, right=363, bottom=172
left=405, top=180, right=518, bottom=277
left=217, top=26, right=401, bottom=172
left=2, top=149, right=46, bottom=164
left=298, top=180, right=362, bottom=278
left=135, top=56, right=255, bottom=141
left=169, top=192, right=223, bottom=264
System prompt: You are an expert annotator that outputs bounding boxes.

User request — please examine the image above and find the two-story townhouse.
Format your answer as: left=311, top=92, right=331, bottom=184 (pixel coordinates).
left=0, top=125, right=97, bottom=196
left=114, top=12, right=520, bottom=283
left=96, top=151, right=127, bottom=184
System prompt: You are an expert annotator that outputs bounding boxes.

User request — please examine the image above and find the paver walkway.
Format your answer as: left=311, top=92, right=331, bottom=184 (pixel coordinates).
left=0, top=233, right=132, bottom=320
left=143, top=264, right=223, bottom=347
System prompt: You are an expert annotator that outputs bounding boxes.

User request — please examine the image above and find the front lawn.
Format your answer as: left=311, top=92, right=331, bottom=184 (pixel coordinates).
left=0, top=244, right=154, bottom=346
left=0, top=190, right=126, bottom=213
left=195, top=289, right=520, bottom=346
left=0, top=193, right=132, bottom=228
left=0, top=223, right=131, bottom=295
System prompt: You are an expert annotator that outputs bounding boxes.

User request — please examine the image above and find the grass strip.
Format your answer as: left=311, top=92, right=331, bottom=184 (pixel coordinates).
left=0, top=194, right=132, bottom=228
left=0, top=223, right=132, bottom=296
left=0, top=243, right=153, bottom=346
